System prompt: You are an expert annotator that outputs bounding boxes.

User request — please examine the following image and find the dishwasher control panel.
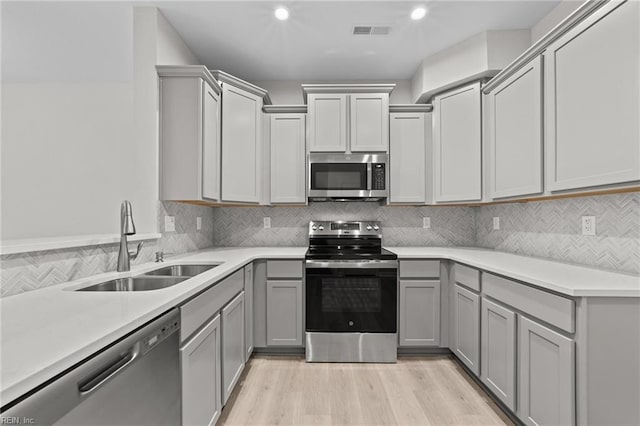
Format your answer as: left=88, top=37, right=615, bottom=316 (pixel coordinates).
left=141, top=317, right=180, bottom=355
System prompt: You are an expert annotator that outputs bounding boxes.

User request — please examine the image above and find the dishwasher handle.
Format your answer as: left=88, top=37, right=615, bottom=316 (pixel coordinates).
left=78, top=343, right=140, bottom=396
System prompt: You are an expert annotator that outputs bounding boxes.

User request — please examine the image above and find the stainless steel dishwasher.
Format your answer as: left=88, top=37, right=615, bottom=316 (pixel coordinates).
left=2, top=309, right=181, bottom=425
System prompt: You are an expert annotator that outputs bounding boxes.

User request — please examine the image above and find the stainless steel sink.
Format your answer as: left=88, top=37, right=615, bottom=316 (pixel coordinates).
left=142, top=264, right=218, bottom=277
left=76, top=276, right=187, bottom=292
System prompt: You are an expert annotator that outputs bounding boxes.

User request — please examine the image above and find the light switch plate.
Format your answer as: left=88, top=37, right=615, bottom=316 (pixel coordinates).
left=582, top=216, right=596, bottom=236
left=423, top=217, right=431, bottom=229
left=164, top=216, right=175, bottom=232
left=196, top=217, right=202, bottom=231
left=493, top=217, right=500, bottom=230
left=263, top=217, right=271, bottom=229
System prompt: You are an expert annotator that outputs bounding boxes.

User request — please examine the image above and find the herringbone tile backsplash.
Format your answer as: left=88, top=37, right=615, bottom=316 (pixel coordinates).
left=210, top=203, right=476, bottom=247
left=0, top=202, right=215, bottom=297
left=476, top=192, right=640, bottom=274
left=2, top=193, right=638, bottom=297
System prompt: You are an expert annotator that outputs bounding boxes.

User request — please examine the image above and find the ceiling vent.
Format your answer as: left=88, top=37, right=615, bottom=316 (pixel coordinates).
left=353, top=26, right=391, bottom=36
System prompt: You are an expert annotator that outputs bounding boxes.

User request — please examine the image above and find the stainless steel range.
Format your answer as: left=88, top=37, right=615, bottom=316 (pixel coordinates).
left=305, top=220, right=398, bottom=363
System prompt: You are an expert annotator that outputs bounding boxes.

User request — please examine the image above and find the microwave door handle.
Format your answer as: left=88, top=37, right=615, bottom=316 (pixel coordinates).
left=366, top=162, right=372, bottom=190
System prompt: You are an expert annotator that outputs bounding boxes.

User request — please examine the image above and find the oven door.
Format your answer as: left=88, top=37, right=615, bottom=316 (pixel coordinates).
left=305, top=260, right=397, bottom=333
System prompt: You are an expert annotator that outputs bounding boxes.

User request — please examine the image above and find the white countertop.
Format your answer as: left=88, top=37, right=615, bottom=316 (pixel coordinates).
left=387, top=247, right=640, bottom=298
left=1, top=246, right=638, bottom=406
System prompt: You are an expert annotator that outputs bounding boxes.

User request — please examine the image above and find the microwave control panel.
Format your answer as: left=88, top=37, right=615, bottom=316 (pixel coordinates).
left=372, top=163, right=386, bottom=190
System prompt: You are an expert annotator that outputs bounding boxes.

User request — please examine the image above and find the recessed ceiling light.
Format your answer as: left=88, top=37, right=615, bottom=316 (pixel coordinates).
left=275, top=7, right=289, bottom=21
left=411, top=7, right=427, bottom=20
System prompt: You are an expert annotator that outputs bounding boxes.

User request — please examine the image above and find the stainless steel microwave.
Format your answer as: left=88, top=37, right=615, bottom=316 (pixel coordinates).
left=308, top=153, right=388, bottom=201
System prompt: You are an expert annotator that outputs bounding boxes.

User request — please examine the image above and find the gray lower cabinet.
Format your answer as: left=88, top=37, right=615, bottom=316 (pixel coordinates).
left=480, top=297, right=516, bottom=411
left=244, top=264, right=254, bottom=361
left=180, top=314, right=221, bottom=426
left=266, top=280, right=303, bottom=346
left=221, top=291, right=245, bottom=404
left=398, top=280, right=440, bottom=347
left=518, top=316, right=574, bottom=426
left=452, top=283, right=480, bottom=374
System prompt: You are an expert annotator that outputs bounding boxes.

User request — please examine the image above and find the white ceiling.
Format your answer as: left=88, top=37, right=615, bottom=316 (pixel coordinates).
left=158, top=1, right=561, bottom=81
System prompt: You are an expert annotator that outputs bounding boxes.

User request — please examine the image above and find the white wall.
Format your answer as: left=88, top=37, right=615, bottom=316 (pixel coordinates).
left=531, top=0, right=586, bottom=43
left=1, top=3, right=199, bottom=242
left=253, top=79, right=413, bottom=104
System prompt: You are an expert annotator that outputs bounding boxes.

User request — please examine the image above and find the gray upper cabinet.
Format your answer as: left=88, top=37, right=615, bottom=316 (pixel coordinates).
left=519, top=316, right=574, bottom=426
left=213, top=71, right=268, bottom=204
left=349, top=93, right=389, bottom=152
left=307, top=94, right=348, bottom=152
left=304, top=85, right=394, bottom=153
left=180, top=314, right=221, bottom=426
left=221, top=291, right=245, bottom=405
left=433, top=82, right=482, bottom=202
left=389, top=111, right=431, bottom=204
left=544, top=0, right=640, bottom=191
left=487, top=56, right=543, bottom=199
left=244, top=264, right=254, bottom=362
left=399, top=280, right=440, bottom=347
left=269, top=113, right=306, bottom=204
left=452, top=283, right=480, bottom=375
left=480, top=297, right=516, bottom=411
left=158, top=66, right=221, bottom=203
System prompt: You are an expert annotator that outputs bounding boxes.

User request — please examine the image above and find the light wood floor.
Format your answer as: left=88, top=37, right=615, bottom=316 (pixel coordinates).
left=219, top=355, right=513, bottom=426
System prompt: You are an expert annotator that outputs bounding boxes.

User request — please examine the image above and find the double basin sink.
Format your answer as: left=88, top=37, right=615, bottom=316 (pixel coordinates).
left=76, top=264, right=219, bottom=292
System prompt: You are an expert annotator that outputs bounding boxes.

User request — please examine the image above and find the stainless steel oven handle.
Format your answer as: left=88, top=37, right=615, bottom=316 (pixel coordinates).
left=305, top=259, right=397, bottom=269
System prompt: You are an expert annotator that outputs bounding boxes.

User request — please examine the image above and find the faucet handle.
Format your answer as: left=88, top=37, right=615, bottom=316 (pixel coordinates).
left=155, top=251, right=164, bottom=263
left=129, top=241, right=143, bottom=261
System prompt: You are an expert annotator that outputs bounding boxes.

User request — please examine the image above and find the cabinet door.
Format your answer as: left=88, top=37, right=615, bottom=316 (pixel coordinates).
left=519, top=316, right=574, bottom=426
left=308, top=94, right=347, bottom=152
left=221, top=84, right=261, bottom=202
left=399, top=280, right=440, bottom=346
left=244, top=264, right=254, bottom=362
left=270, top=114, right=306, bottom=203
left=545, top=0, right=640, bottom=191
left=350, top=93, right=389, bottom=152
left=390, top=112, right=427, bottom=203
left=221, top=291, right=245, bottom=404
left=266, top=280, right=303, bottom=346
left=481, top=298, right=516, bottom=411
left=488, top=56, right=543, bottom=199
left=452, top=283, right=480, bottom=374
left=181, top=314, right=221, bottom=426
left=202, top=82, right=221, bottom=201
left=434, top=82, right=482, bottom=202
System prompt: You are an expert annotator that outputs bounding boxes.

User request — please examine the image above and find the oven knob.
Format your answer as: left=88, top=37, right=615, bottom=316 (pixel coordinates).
left=318, top=225, right=324, bottom=231
left=373, top=224, right=379, bottom=231
left=312, top=225, right=317, bottom=231
left=366, top=225, right=372, bottom=231
left=349, top=321, right=354, bottom=327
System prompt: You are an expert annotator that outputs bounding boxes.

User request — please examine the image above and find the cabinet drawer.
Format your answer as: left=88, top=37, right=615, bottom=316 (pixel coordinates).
left=483, top=273, right=575, bottom=333
left=399, top=260, right=440, bottom=278
left=181, top=269, right=244, bottom=342
left=267, top=260, right=303, bottom=278
left=453, top=263, right=480, bottom=292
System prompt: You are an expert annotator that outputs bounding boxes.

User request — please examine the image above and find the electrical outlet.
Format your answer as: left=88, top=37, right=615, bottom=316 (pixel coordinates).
left=196, top=217, right=202, bottom=231
left=493, top=217, right=500, bottom=230
left=582, top=216, right=596, bottom=236
left=164, top=216, right=175, bottom=232
left=422, top=217, right=431, bottom=229
left=263, top=217, right=271, bottom=229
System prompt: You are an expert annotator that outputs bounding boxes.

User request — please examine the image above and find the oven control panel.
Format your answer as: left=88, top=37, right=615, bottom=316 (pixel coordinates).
left=309, top=221, right=381, bottom=236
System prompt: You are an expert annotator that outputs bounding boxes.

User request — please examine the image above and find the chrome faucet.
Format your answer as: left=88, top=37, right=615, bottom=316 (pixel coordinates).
left=117, top=200, right=143, bottom=272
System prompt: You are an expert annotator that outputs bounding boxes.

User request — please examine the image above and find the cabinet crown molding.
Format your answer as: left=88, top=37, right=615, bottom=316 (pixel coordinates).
left=389, top=104, right=433, bottom=113
left=482, top=0, right=608, bottom=94
left=263, top=105, right=308, bottom=114
left=157, top=65, right=221, bottom=94
left=210, top=70, right=272, bottom=104
left=301, top=83, right=395, bottom=103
